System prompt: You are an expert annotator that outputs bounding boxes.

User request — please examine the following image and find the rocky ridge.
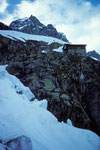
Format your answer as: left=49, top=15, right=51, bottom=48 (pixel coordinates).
left=0, top=22, right=12, bottom=30
left=0, top=34, right=100, bottom=136
left=9, top=15, right=68, bottom=42
left=87, top=50, right=100, bottom=61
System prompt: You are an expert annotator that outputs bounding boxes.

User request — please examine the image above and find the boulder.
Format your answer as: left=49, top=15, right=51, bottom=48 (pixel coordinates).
left=43, top=79, right=55, bottom=91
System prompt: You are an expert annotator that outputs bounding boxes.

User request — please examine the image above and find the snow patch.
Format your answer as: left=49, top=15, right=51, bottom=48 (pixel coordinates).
left=53, top=46, right=63, bottom=52
left=91, top=56, right=100, bottom=61
left=18, top=17, right=28, bottom=22
left=38, top=26, right=43, bottom=29
left=19, top=25, right=27, bottom=29
left=42, top=50, right=47, bottom=53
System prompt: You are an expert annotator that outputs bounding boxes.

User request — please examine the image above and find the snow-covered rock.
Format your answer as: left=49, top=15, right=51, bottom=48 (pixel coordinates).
left=0, top=143, right=9, bottom=150
left=87, top=50, right=100, bottom=61
left=5, top=136, right=32, bottom=150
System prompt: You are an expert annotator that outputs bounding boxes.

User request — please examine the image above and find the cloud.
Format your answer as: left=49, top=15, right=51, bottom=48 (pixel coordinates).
left=0, top=0, right=8, bottom=14
left=0, top=0, right=100, bottom=52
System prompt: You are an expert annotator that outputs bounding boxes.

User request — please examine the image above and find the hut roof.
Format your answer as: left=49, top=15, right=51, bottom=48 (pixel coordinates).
left=65, top=44, right=87, bottom=47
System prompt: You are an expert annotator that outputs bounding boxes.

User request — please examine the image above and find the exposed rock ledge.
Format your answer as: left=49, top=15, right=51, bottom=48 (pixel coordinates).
left=0, top=136, right=32, bottom=150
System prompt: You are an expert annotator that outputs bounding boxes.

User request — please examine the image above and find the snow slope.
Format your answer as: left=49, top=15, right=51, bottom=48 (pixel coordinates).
left=0, top=30, right=68, bottom=45
left=0, top=65, right=99, bottom=150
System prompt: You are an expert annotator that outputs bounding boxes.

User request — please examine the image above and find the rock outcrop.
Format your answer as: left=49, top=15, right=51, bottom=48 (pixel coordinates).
left=0, top=22, right=12, bottom=30
left=0, top=35, right=100, bottom=136
left=0, top=136, right=32, bottom=150
left=87, top=50, right=100, bottom=61
left=5, top=136, right=32, bottom=150
left=9, top=15, right=68, bottom=42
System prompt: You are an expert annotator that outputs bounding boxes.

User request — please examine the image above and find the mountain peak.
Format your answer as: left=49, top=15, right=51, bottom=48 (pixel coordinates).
left=29, top=15, right=39, bottom=21
left=9, top=16, right=69, bottom=42
left=47, top=24, right=55, bottom=29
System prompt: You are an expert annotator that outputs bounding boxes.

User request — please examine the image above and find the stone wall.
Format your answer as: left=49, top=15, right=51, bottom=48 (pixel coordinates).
left=63, top=45, right=86, bottom=56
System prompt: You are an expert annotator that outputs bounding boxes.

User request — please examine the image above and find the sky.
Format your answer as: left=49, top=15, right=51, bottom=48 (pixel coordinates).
left=0, top=0, right=100, bottom=52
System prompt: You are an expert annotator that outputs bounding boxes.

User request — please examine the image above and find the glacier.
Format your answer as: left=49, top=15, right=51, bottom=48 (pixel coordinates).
left=0, top=30, right=68, bottom=45
left=0, top=65, right=99, bottom=150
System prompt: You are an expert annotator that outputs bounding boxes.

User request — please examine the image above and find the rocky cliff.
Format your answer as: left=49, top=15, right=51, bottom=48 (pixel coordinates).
left=0, top=34, right=100, bottom=136
left=9, top=15, right=68, bottom=42
left=0, top=22, right=12, bottom=30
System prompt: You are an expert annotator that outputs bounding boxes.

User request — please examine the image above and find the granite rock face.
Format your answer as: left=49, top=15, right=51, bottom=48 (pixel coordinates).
left=0, top=35, right=100, bottom=136
left=9, top=15, right=68, bottom=42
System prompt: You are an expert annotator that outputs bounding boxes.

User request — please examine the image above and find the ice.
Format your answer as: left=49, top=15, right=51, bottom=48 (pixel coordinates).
left=67, top=119, right=73, bottom=126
